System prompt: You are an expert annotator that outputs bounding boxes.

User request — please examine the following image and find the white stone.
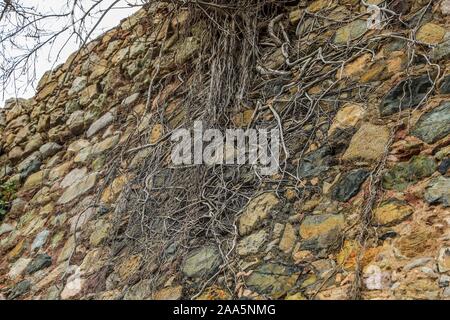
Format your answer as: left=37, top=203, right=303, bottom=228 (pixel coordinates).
left=58, top=173, right=97, bottom=204
left=0, top=223, right=14, bottom=236
left=69, top=207, right=94, bottom=233
left=68, top=76, right=87, bottom=95
left=60, top=167, right=87, bottom=189
left=8, top=258, right=32, bottom=279
left=442, top=0, right=450, bottom=15
left=61, top=267, right=84, bottom=299
left=121, top=93, right=140, bottom=107
left=86, top=112, right=114, bottom=138
left=31, top=229, right=50, bottom=251
left=438, top=247, right=450, bottom=273
left=363, top=265, right=391, bottom=290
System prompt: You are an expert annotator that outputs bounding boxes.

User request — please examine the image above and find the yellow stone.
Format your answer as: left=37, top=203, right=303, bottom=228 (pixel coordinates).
left=57, top=237, right=75, bottom=263
left=90, top=61, right=108, bottom=79
left=289, top=9, right=302, bottom=24
left=328, top=103, right=365, bottom=136
left=360, top=63, right=385, bottom=83
left=101, top=174, right=128, bottom=203
left=337, top=53, right=372, bottom=79
left=89, top=220, right=111, bottom=246
left=116, top=255, right=142, bottom=281
left=285, top=293, right=306, bottom=300
left=416, top=23, right=446, bottom=45
left=36, top=81, right=58, bottom=101
left=195, top=286, right=231, bottom=300
left=150, top=124, right=164, bottom=144
left=154, top=286, right=183, bottom=300
left=308, top=0, right=334, bottom=12
left=279, top=223, right=296, bottom=253
left=284, top=188, right=297, bottom=201
left=239, top=193, right=279, bottom=236
left=299, top=214, right=344, bottom=240
left=337, top=240, right=382, bottom=270
left=40, top=202, right=55, bottom=216
left=8, top=239, right=26, bottom=261
left=79, top=84, right=98, bottom=106
left=232, top=110, right=254, bottom=127
left=24, top=170, right=45, bottom=189
left=48, top=162, right=72, bottom=181
left=343, top=123, right=390, bottom=162
left=373, top=200, right=413, bottom=226
left=386, top=53, right=406, bottom=74
left=300, top=274, right=318, bottom=288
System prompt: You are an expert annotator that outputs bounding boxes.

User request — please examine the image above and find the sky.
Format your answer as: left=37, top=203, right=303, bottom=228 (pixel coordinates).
left=1, top=0, right=141, bottom=107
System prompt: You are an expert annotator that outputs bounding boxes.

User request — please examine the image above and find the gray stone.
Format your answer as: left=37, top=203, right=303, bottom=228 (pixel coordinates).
left=246, top=263, right=299, bottom=299
left=17, top=151, right=42, bottom=173
left=440, top=75, right=450, bottom=94
left=0, top=165, right=12, bottom=180
left=25, top=254, right=52, bottom=274
left=237, top=229, right=268, bottom=256
left=130, top=41, right=148, bottom=57
left=9, top=198, right=27, bottom=215
left=39, top=142, right=62, bottom=159
left=121, top=93, right=140, bottom=107
left=403, top=257, right=433, bottom=271
left=31, top=229, right=50, bottom=251
left=438, top=158, right=450, bottom=175
left=65, top=100, right=81, bottom=114
left=126, top=61, right=141, bottom=78
left=439, top=275, right=450, bottom=287
left=297, top=146, right=333, bottom=178
left=19, top=159, right=42, bottom=181
left=81, top=54, right=100, bottom=75
left=334, top=20, right=367, bottom=44
left=104, top=40, right=121, bottom=58
left=68, top=76, right=87, bottom=95
left=442, top=0, right=450, bottom=15
left=86, top=112, right=114, bottom=138
left=124, top=279, right=152, bottom=300
left=382, top=156, right=437, bottom=191
left=182, top=246, right=222, bottom=278
left=66, top=110, right=85, bottom=134
left=380, top=75, right=433, bottom=116
left=331, top=169, right=369, bottom=202
left=8, top=280, right=31, bottom=299
left=311, top=259, right=335, bottom=278
left=444, top=287, right=450, bottom=298
left=424, top=176, right=450, bottom=207
left=432, top=34, right=450, bottom=61
left=412, top=102, right=450, bottom=144
left=46, top=286, right=62, bottom=300
left=438, top=247, right=450, bottom=273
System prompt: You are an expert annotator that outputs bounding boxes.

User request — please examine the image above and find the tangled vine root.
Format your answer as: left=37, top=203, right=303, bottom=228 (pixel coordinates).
left=81, top=0, right=441, bottom=299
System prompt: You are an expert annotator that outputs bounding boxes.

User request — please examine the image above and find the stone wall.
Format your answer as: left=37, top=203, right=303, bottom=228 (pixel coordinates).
left=0, top=1, right=449, bottom=300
